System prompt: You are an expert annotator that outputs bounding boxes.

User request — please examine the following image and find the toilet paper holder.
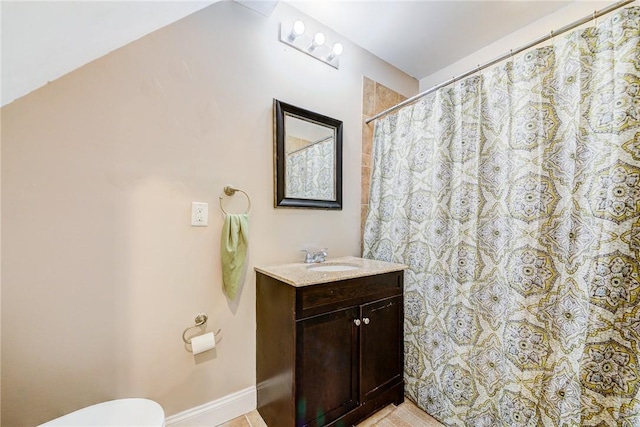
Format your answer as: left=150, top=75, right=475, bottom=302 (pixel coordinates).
left=182, top=312, right=221, bottom=345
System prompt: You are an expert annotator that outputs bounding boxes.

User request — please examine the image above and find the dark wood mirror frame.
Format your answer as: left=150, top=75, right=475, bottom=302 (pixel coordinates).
left=274, top=99, right=343, bottom=210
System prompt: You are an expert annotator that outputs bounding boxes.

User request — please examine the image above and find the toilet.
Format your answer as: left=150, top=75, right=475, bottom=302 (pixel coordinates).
left=38, top=398, right=165, bottom=426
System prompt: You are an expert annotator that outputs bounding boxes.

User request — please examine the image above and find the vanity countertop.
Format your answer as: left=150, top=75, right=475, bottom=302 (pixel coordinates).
left=254, top=256, right=407, bottom=287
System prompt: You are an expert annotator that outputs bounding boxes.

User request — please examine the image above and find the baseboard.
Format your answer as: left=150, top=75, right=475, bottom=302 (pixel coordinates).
left=165, top=386, right=257, bottom=427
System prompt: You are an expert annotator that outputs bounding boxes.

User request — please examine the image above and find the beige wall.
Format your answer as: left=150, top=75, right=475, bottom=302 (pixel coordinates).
left=0, top=2, right=417, bottom=425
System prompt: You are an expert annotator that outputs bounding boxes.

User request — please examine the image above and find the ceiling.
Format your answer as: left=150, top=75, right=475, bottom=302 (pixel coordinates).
left=288, top=1, right=570, bottom=80
left=1, top=0, right=574, bottom=106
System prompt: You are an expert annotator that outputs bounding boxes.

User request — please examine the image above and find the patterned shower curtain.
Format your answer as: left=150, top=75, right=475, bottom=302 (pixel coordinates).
left=363, top=8, right=639, bottom=426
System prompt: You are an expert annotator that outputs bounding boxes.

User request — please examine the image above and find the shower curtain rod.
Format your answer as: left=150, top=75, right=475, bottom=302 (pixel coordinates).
left=365, top=0, right=635, bottom=125
left=288, top=135, right=333, bottom=155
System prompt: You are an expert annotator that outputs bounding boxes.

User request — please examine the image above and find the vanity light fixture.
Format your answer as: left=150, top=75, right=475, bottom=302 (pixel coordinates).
left=279, top=20, right=342, bottom=69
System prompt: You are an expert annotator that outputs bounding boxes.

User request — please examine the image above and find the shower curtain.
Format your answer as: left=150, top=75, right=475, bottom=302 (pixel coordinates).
left=363, top=7, right=639, bottom=427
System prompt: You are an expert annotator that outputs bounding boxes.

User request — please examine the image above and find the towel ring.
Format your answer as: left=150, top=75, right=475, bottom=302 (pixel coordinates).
left=219, top=185, right=251, bottom=215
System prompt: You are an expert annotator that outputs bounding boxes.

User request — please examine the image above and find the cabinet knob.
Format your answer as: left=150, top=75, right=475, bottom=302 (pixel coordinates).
left=353, top=319, right=361, bottom=326
left=363, top=317, right=370, bottom=325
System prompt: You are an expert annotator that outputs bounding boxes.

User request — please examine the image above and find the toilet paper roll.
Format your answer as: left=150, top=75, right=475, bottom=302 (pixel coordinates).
left=191, top=332, right=216, bottom=355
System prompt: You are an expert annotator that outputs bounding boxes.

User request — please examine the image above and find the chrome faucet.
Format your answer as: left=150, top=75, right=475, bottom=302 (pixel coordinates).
left=301, top=248, right=328, bottom=263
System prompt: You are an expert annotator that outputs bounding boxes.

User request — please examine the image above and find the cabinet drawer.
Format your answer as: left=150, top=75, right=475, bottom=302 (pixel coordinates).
left=297, top=271, right=402, bottom=318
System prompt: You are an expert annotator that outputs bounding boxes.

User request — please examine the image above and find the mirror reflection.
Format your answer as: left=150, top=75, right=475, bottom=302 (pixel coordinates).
left=274, top=100, right=342, bottom=209
left=284, top=114, right=335, bottom=200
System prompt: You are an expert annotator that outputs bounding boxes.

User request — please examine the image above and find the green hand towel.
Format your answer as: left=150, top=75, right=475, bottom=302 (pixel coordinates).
left=220, top=213, right=249, bottom=299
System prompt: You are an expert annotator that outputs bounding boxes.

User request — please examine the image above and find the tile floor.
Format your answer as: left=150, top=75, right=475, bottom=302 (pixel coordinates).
left=218, top=399, right=444, bottom=427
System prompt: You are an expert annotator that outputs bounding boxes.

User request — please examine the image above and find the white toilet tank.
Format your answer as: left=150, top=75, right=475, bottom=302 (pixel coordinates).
left=38, top=398, right=165, bottom=426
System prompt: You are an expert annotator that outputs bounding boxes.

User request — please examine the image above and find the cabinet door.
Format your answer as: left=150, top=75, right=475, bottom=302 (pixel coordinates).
left=360, top=296, right=403, bottom=401
left=296, top=307, right=360, bottom=427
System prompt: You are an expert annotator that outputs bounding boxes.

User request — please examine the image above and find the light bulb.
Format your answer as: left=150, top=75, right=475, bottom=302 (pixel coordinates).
left=308, top=32, right=325, bottom=52
left=293, top=20, right=305, bottom=36
left=313, top=32, right=325, bottom=46
left=326, top=42, right=344, bottom=62
left=287, top=20, right=305, bottom=41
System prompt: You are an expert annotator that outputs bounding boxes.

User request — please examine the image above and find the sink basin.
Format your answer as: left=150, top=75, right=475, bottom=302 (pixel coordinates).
left=308, top=264, right=360, bottom=272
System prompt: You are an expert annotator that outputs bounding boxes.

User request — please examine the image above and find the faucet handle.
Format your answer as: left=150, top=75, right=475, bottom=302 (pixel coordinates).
left=301, top=249, right=313, bottom=263
left=313, top=248, right=328, bottom=263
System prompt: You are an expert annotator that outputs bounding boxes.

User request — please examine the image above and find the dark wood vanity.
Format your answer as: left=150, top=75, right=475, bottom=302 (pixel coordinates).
left=256, top=257, right=405, bottom=427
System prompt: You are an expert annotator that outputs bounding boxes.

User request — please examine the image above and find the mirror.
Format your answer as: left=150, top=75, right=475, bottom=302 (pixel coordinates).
left=274, top=99, right=343, bottom=209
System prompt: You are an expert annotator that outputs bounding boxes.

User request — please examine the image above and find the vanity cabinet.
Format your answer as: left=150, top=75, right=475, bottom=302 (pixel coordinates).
left=256, top=268, right=404, bottom=427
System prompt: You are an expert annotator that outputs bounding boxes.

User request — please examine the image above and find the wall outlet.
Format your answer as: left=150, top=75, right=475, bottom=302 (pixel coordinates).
left=191, top=202, right=208, bottom=226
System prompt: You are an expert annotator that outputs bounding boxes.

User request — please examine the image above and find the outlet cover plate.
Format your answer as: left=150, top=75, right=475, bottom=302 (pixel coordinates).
left=191, top=202, right=208, bottom=226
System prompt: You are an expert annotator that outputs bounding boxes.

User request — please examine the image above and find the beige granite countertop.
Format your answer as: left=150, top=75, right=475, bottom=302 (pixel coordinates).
left=254, top=256, right=407, bottom=287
